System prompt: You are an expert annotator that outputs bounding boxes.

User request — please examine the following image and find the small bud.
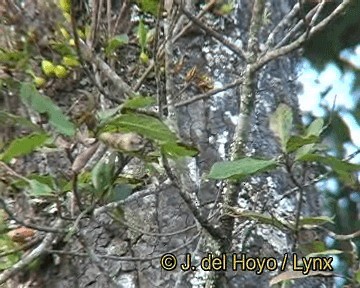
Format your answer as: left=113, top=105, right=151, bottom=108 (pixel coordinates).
left=54, top=65, right=68, bottom=78
left=34, top=76, right=46, bottom=87
left=139, top=52, right=149, bottom=65
left=41, top=60, right=55, bottom=76
left=62, top=56, right=80, bottom=67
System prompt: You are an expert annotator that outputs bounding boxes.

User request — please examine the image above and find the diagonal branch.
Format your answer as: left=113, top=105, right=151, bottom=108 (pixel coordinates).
left=0, top=219, right=64, bottom=284
left=175, top=0, right=247, bottom=60
left=253, top=0, right=354, bottom=72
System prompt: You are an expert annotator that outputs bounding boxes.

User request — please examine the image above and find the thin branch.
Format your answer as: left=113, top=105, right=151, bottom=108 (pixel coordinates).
left=94, top=179, right=172, bottom=215
left=171, top=78, right=243, bottom=108
left=265, top=3, right=300, bottom=48
left=176, top=1, right=247, bottom=60
left=132, top=0, right=217, bottom=91
left=0, top=219, right=64, bottom=285
left=273, top=4, right=318, bottom=50
left=162, top=155, right=223, bottom=240
left=0, top=197, right=65, bottom=233
left=47, top=232, right=201, bottom=262
left=253, top=0, right=354, bottom=72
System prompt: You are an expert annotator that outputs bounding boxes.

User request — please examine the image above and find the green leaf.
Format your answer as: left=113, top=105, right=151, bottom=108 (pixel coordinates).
left=270, top=270, right=333, bottom=286
left=299, top=240, right=327, bottom=256
left=105, top=34, right=129, bottom=55
left=19, top=83, right=76, bottom=136
left=300, top=154, right=360, bottom=173
left=208, top=157, right=277, bottom=180
left=137, top=19, right=148, bottom=52
left=269, top=104, right=293, bottom=152
left=0, top=235, right=21, bottom=270
left=231, top=210, right=288, bottom=231
left=161, top=142, right=199, bottom=159
left=0, top=49, right=28, bottom=67
left=306, top=118, right=324, bottom=136
left=123, top=96, right=155, bottom=109
left=355, top=269, right=360, bottom=284
left=136, top=0, right=159, bottom=16
left=97, top=106, right=122, bottom=124
left=102, top=112, right=178, bottom=143
left=0, top=133, right=49, bottom=162
left=286, top=135, right=318, bottom=153
left=298, top=216, right=334, bottom=228
left=91, top=154, right=116, bottom=195
left=107, top=184, right=133, bottom=202
left=28, top=179, right=53, bottom=196
left=219, top=3, right=234, bottom=15
left=306, top=249, right=343, bottom=258
left=28, top=174, right=56, bottom=190
left=50, top=42, right=75, bottom=55
left=0, top=110, right=42, bottom=131
left=294, top=118, right=324, bottom=160
left=295, top=143, right=316, bottom=161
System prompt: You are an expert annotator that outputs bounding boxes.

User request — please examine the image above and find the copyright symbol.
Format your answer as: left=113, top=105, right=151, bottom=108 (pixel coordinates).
left=160, top=253, right=177, bottom=271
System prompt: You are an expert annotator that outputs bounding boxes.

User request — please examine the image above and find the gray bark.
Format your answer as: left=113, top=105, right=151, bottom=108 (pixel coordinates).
left=1, top=0, right=341, bottom=287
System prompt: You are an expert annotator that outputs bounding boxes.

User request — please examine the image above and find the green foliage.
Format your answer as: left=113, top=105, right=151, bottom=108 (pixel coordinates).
left=304, top=0, right=360, bottom=71
left=19, top=83, right=76, bottom=136
left=208, top=157, right=277, bottom=180
left=100, top=110, right=198, bottom=159
left=0, top=235, right=21, bottom=270
left=286, top=135, right=318, bottom=154
left=0, top=133, right=49, bottom=163
left=0, top=49, right=29, bottom=69
left=107, top=184, right=133, bottom=202
left=122, top=96, right=156, bottom=109
left=28, top=179, right=54, bottom=197
left=355, top=270, right=360, bottom=284
left=269, top=103, right=293, bottom=152
left=230, top=210, right=288, bottom=231
left=0, top=111, right=42, bottom=132
left=135, top=0, right=160, bottom=16
left=91, top=154, right=116, bottom=197
left=105, top=34, right=129, bottom=56
left=101, top=112, right=177, bottom=142
left=295, top=118, right=324, bottom=160
left=269, top=105, right=325, bottom=157
left=297, top=216, right=334, bottom=228
left=161, top=142, right=199, bottom=158
left=322, top=112, right=351, bottom=156
left=137, top=19, right=148, bottom=53
left=299, top=154, right=360, bottom=186
left=50, top=42, right=75, bottom=56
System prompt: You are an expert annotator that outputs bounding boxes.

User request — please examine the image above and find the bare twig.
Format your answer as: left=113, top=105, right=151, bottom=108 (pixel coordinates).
left=133, top=0, right=217, bottom=92
left=176, top=1, right=247, bottom=60
left=171, top=78, right=243, bottom=108
left=254, top=0, right=354, bottom=72
left=93, top=179, right=172, bottom=215
left=265, top=3, right=300, bottom=48
left=47, top=232, right=201, bottom=262
left=0, top=196, right=65, bottom=233
left=273, top=4, right=318, bottom=50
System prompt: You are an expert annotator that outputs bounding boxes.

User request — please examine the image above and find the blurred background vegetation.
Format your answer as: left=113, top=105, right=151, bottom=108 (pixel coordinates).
left=301, top=1, right=360, bottom=286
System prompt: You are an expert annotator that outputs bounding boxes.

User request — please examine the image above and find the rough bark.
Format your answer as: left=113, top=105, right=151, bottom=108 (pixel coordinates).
left=1, top=0, right=350, bottom=287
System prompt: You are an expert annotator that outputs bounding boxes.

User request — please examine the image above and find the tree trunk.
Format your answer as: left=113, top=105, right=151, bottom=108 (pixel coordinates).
left=1, top=0, right=347, bottom=287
